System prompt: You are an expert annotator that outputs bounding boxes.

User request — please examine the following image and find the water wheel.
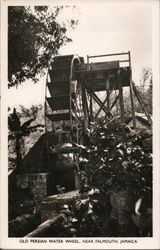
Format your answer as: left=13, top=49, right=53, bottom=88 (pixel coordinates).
left=45, top=55, right=85, bottom=191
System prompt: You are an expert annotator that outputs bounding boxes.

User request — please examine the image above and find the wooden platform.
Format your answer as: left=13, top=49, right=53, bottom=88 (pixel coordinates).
left=76, top=62, right=130, bottom=91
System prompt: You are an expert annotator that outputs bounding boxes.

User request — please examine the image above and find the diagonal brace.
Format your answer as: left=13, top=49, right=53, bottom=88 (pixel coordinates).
left=89, top=92, right=113, bottom=117
left=110, top=93, right=120, bottom=110
left=94, top=96, right=108, bottom=119
left=132, top=83, right=152, bottom=125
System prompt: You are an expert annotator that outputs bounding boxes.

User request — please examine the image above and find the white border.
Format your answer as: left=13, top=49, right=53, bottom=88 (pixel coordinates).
left=0, top=0, right=160, bottom=249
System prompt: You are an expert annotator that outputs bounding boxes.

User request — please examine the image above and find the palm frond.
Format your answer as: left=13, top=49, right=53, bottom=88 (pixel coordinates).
left=21, top=117, right=36, bottom=129
left=8, top=108, right=21, bottom=131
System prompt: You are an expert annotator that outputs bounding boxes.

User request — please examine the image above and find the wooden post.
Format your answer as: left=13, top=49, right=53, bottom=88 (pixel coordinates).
left=119, top=84, right=125, bottom=124
left=118, top=73, right=125, bottom=139
left=81, top=82, right=89, bottom=131
left=106, top=78, right=110, bottom=111
left=115, top=90, right=119, bottom=115
left=128, top=51, right=136, bottom=129
left=87, top=55, right=90, bottom=70
left=110, top=91, right=120, bottom=111
left=90, top=95, right=93, bottom=122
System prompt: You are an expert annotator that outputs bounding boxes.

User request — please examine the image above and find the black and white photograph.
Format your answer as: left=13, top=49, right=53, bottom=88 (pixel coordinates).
left=0, top=0, right=160, bottom=249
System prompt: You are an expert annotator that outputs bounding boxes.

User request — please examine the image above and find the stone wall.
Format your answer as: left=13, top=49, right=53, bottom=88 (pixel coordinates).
left=40, top=190, right=84, bottom=222
left=110, top=190, right=134, bottom=225
left=16, top=173, right=52, bottom=200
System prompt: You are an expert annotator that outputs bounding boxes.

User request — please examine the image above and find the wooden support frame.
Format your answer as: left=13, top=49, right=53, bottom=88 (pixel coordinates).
left=89, top=91, right=113, bottom=118
left=94, top=84, right=115, bottom=119
left=94, top=96, right=108, bottom=119
left=128, top=51, right=136, bottom=129
left=81, top=82, right=89, bottom=131
left=90, top=95, right=93, bottom=121
left=118, top=76, right=125, bottom=123
left=110, top=92, right=120, bottom=110
left=94, top=90, right=119, bottom=120
left=117, top=70, right=126, bottom=138
left=106, top=78, right=110, bottom=111
left=72, top=107, right=83, bottom=125
left=80, top=52, right=137, bottom=131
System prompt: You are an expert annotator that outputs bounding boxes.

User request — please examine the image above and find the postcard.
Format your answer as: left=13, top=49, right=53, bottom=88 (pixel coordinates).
left=0, top=0, right=160, bottom=249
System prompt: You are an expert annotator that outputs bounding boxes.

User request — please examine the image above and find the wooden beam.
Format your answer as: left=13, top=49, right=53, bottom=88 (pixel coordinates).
left=89, top=95, right=93, bottom=121
left=71, top=109, right=83, bottom=125
left=94, top=86, right=116, bottom=119
left=81, top=82, right=89, bottom=131
left=106, top=78, right=110, bottom=112
left=110, top=93, right=120, bottom=110
left=128, top=51, right=136, bottom=129
left=94, top=96, right=108, bottom=119
left=88, top=52, right=129, bottom=59
left=90, top=92, right=113, bottom=118
left=118, top=74, right=125, bottom=138
left=25, top=214, right=67, bottom=237
left=119, top=84, right=125, bottom=124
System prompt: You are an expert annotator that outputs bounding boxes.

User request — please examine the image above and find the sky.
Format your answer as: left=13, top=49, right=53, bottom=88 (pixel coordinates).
left=8, top=0, right=153, bottom=108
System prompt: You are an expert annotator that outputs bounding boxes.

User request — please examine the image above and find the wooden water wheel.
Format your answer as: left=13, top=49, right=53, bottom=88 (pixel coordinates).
left=45, top=55, right=85, bottom=191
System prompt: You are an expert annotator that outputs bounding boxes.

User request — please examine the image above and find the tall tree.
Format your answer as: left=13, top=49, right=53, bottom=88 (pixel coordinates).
left=122, top=67, right=152, bottom=117
left=8, top=6, right=77, bottom=87
left=136, top=67, right=152, bottom=114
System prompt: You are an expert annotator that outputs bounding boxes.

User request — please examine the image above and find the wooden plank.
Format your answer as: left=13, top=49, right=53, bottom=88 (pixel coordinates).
left=90, top=61, right=119, bottom=70
left=89, top=95, right=93, bottom=121
left=49, top=69, right=70, bottom=82
left=50, top=145, right=78, bottom=154
left=128, top=51, right=136, bottom=129
left=81, top=83, right=89, bottom=131
left=106, top=78, right=110, bottom=111
left=77, top=67, right=130, bottom=92
left=110, top=93, right=120, bottom=110
left=46, top=96, right=70, bottom=110
left=77, top=61, right=119, bottom=72
left=51, top=61, right=71, bottom=70
left=46, top=113, right=71, bottom=122
left=85, top=81, right=118, bottom=92
left=88, top=52, right=129, bottom=58
left=47, top=82, right=70, bottom=97
left=54, top=55, right=74, bottom=62
left=118, top=75, right=125, bottom=138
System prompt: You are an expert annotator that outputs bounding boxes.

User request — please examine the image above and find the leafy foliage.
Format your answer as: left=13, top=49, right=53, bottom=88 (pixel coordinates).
left=79, top=122, right=152, bottom=196
left=8, top=107, right=44, bottom=171
left=8, top=111, right=152, bottom=236
left=124, top=67, right=152, bottom=116
left=8, top=6, right=77, bottom=87
left=136, top=67, right=152, bottom=114
left=58, top=120, right=152, bottom=237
